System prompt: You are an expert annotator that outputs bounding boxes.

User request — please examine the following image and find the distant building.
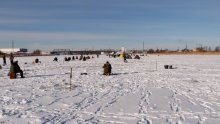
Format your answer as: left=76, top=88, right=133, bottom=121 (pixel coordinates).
left=0, top=48, right=28, bottom=54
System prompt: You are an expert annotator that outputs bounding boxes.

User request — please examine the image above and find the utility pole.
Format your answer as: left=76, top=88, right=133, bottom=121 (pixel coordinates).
left=143, top=40, right=145, bottom=53
left=12, top=40, right=14, bottom=53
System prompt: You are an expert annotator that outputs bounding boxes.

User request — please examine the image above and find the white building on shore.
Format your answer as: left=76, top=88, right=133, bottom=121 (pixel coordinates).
left=0, top=48, right=28, bottom=54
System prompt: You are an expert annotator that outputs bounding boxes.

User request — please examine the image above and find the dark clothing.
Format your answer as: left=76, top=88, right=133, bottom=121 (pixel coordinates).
left=123, top=54, right=127, bottom=62
left=64, top=57, right=71, bottom=61
left=9, top=53, right=14, bottom=64
left=53, top=57, right=58, bottom=61
left=134, top=55, right=140, bottom=59
left=103, top=62, right=112, bottom=75
left=83, top=57, right=86, bottom=61
left=10, top=62, right=24, bottom=78
left=3, top=55, right=6, bottom=65
left=35, top=58, right=39, bottom=63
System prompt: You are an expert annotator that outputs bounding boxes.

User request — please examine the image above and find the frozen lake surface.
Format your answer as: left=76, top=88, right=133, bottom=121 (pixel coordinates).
left=0, top=55, right=220, bottom=124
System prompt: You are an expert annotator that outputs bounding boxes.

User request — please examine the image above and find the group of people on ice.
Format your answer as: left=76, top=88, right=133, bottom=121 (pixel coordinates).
left=1, top=52, right=141, bottom=79
left=63, top=55, right=95, bottom=62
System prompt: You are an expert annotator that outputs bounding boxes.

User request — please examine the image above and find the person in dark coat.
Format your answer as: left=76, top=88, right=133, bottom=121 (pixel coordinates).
left=64, top=57, right=68, bottom=61
left=3, top=54, right=6, bottom=65
left=9, top=61, right=24, bottom=79
left=9, top=53, right=14, bottom=64
left=103, top=61, right=112, bottom=75
left=35, top=58, right=39, bottom=63
left=72, top=56, right=75, bottom=60
left=123, top=53, right=127, bottom=63
left=134, top=55, right=140, bottom=59
left=53, top=57, right=58, bottom=61
left=83, top=56, right=86, bottom=61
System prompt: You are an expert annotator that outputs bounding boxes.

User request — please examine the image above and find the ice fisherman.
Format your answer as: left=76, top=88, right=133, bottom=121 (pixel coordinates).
left=103, top=61, right=112, bottom=75
left=3, top=54, right=6, bottom=65
left=53, top=57, right=58, bottom=62
left=83, top=56, right=86, bottom=61
left=9, top=61, right=24, bottom=79
left=9, top=53, right=14, bottom=64
left=123, top=53, right=127, bottom=63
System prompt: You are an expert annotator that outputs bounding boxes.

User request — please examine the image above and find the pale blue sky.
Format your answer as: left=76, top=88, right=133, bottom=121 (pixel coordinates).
left=0, top=0, right=220, bottom=51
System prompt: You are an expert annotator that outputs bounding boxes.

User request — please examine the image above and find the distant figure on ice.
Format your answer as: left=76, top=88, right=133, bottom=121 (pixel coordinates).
left=35, top=58, right=39, bottom=63
left=9, top=53, right=14, bottom=64
left=103, top=61, right=112, bottom=75
left=64, top=57, right=71, bottom=61
left=86, top=56, right=90, bottom=59
left=68, top=57, right=71, bottom=61
left=3, top=54, right=6, bottom=65
left=134, top=55, right=140, bottom=59
left=9, top=61, right=24, bottom=79
left=53, top=57, right=58, bottom=62
left=97, top=54, right=99, bottom=58
left=83, top=56, right=86, bottom=61
left=123, top=53, right=127, bottom=63
left=72, top=56, right=75, bottom=60
left=64, top=57, right=67, bottom=61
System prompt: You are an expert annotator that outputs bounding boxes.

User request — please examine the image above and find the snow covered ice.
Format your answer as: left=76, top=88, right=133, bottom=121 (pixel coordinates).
left=0, top=55, right=220, bottom=124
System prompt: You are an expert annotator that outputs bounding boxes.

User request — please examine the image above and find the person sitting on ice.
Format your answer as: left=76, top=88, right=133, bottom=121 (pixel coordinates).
left=123, top=53, right=127, bottom=63
left=83, top=56, right=86, bottom=61
left=134, top=55, right=140, bottom=59
left=9, top=53, right=14, bottom=64
left=86, top=56, right=90, bottom=59
left=53, top=57, right=58, bottom=62
left=33, top=58, right=41, bottom=64
left=35, top=58, right=40, bottom=63
left=9, top=61, right=24, bottom=79
left=103, top=61, right=112, bottom=75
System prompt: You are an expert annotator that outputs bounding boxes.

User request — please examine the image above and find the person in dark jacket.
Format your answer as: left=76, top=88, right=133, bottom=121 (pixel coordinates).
left=134, top=55, right=140, bottom=59
left=9, top=61, right=24, bottom=79
left=123, top=53, right=127, bottom=63
left=3, top=54, right=6, bottom=65
left=83, top=56, right=86, bottom=61
left=53, top=57, right=58, bottom=62
left=103, top=61, right=112, bottom=75
left=9, top=53, right=14, bottom=64
left=35, top=58, right=39, bottom=63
